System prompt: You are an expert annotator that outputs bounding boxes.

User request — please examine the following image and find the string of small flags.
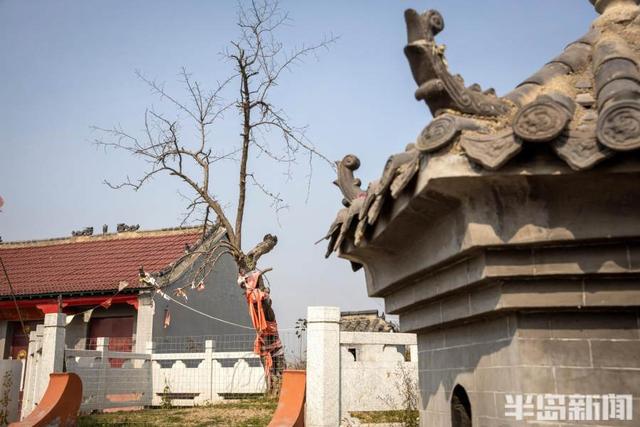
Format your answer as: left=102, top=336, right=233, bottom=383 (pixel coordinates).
left=140, top=267, right=295, bottom=332
left=64, top=280, right=130, bottom=326
left=154, top=288, right=255, bottom=330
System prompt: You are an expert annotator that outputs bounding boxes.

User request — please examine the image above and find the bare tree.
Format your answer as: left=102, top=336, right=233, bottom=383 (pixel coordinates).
left=94, top=0, right=335, bottom=277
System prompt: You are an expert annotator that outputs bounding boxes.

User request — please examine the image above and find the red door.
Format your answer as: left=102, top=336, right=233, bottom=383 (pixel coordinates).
left=87, top=316, right=134, bottom=367
left=8, top=320, right=41, bottom=360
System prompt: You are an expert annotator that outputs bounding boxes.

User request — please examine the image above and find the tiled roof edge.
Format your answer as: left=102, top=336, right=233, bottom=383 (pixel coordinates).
left=0, top=226, right=203, bottom=249
left=153, top=227, right=228, bottom=280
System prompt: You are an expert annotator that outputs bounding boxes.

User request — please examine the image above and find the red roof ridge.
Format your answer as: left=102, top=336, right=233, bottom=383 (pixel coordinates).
left=0, top=226, right=203, bottom=249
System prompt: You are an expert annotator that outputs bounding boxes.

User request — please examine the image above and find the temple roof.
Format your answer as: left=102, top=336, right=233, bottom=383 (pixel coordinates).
left=0, top=227, right=210, bottom=298
left=340, top=310, right=398, bottom=333
left=325, top=0, right=640, bottom=261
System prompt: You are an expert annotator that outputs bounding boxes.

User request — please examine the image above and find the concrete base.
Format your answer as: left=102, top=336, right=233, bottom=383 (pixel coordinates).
left=337, top=154, right=640, bottom=427
left=418, top=311, right=640, bottom=426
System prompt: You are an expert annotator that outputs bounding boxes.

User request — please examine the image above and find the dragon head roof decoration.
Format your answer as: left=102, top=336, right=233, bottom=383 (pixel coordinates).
left=325, top=0, right=640, bottom=263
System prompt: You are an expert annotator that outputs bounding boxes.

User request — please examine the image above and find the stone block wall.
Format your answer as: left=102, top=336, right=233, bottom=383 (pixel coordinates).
left=418, top=310, right=640, bottom=427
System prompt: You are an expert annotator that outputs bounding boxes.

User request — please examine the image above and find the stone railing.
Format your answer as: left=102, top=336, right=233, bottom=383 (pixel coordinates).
left=65, top=338, right=152, bottom=412
left=64, top=339, right=266, bottom=410
left=20, top=313, right=266, bottom=418
left=305, top=306, right=419, bottom=426
left=148, top=341, right=265, bottom=406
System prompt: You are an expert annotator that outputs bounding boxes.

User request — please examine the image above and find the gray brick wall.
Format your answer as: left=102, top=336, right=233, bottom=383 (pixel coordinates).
left=417, top=311, right=640, bottom=426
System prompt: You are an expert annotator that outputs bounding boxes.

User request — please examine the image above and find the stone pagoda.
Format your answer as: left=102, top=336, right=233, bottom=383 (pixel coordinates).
left=325, top=1, right=640, bottom=426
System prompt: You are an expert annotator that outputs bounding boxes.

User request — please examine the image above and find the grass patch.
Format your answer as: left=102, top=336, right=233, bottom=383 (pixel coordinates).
left=350, top=409, right=420, bottom=423
left=236, top=414, right=273, bottom=427
left=214, top=396, right=277, bottom=411
left=78, top=397, right=277, bottom=426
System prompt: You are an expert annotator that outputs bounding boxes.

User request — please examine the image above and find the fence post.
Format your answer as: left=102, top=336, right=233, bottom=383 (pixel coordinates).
left=33, top=313, right=66, bottom=407
left=204, top=339, right=214, bottom=404
left=20, top=329, right=40, bottom=418
left=135, top=293, right=154, bottom=353
left=146, top=341, right=156, bottom=406
left=97, top=337, right=109, bottom=410
left=305, top=306, right=341, bottom=427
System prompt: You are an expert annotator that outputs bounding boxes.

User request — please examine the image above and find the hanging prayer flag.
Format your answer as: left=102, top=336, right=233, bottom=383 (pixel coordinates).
left=163, top=307, right=171, bottom=328
left=100, top=298, right=112, bottom=309
left=83, top=308, right=94, bottom=323
left=175, top=288, right=188, bottom=301
left=65, top=314, right=75, bottom=326
left=118, top=281, right=129, bottom=292
left=196, top=280, right=206, bottom=291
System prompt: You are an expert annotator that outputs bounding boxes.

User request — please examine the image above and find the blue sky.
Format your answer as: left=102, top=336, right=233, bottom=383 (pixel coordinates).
left=0, top=1, right=597, bottom=329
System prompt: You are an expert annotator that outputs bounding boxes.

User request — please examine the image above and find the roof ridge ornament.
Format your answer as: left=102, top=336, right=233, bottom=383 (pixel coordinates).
left=404, top=9, right=511, bottom=117
left=590, top=0, right=640, bottom=14
left=333, top=155, right=365, bottom=207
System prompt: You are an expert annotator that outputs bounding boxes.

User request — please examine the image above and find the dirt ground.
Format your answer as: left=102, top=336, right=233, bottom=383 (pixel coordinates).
left=78, top=398, right=277, bottom=427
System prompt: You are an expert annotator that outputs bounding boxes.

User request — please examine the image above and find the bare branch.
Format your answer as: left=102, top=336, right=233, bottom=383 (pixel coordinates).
left=96, top=0, right=335, bottom=276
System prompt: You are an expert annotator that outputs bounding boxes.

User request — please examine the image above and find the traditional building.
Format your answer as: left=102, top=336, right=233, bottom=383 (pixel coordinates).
left=326, top=1, right=640, bottom=426
left=0, top=226, right=251, bottom=358
left=340, top=309, right=397, bottom=333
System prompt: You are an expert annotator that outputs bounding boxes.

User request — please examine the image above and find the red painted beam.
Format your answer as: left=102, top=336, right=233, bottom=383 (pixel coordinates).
left=0, top=294, right=139, bottom=316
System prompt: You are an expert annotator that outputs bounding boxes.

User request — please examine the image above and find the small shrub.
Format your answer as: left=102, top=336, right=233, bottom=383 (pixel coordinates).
left=161, top=377, right=173, bottom=409
left=377, top=363, right=420, bottom=427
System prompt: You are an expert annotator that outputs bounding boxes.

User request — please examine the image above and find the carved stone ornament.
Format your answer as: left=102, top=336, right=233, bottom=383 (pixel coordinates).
left=460, top=128, right=523, bottom=170
left=354, top=217, right=368, bottom=247
left=359, top=180, right=381, bottom=221
left=117, top=223, right=140, bottom=233
left=367, top=194, right=386, bottom=226
left=590, top=0, right=640, bottom=14
left=334, top=198, right=363, bottom=253
left=324, top=208, right=348, bottom=258
left=404, top=9, right=510, bottom=117
left=379, top=151, right=416, bottom=194
left=390, top=154, right=420, bottom=198
left=513, top=94, right=575, bottom=143
left=597, top=100, right=640, bottom=151
left=72, top=227, right=94, bottom=237
left=334, top=155, right=365, bottom=206
left=554, top=127, right=613, bottom=170
left=417, top=115, right=458, bottom=151
left=416, top=115, right=487, bottom=152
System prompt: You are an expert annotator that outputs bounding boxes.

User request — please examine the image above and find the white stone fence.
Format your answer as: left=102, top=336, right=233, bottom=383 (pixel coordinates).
left=305, top=306, right=419, bottom=427
left=22, top=315, right=64, bottom=418
left=21, top=313, right=266, bottom=418
left=0, top=359, right=22, bottom=424
left=65, top=339, right=152, bottom=413
left=148, top=342, right=265, bottom=406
